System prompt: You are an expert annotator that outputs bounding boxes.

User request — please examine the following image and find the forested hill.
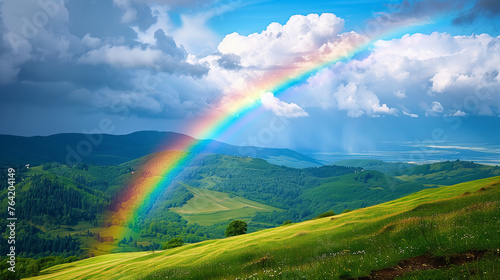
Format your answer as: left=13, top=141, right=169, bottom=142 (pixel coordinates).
left=0, top=131, right=322, bottom=168
left=174, top=154, right=427, bottom=223
left=333, top=159, right=415, bottom=174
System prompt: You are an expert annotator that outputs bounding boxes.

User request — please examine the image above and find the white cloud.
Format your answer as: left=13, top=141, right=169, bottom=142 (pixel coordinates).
left=289, top=32, right=500, bottom=118
left=333, top=83, right=397, bottom=117
left=403, top=111, right=419, bottom=118
left=425, top=101, right=444, bottom=116
left=113, top=0, right=137, bottom=23
left=430, top=101, right=444, bottom=112
left=399, top=105, right=419, bottom=117
left=261, top=92, right=308, bottom=118
left=394, top=90, right=407, bottom=98
left=430, top=69, right=456, bottom=93
left=203, top=13, right=372, bottom=118
left=218, top=13, right=367, bottom=69
left=82, top=34, right=101, bottom=49
left=450, top=110, right=467, bottom=117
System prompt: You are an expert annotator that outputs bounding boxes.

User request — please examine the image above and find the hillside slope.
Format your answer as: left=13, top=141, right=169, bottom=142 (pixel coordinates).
left=29, top=176, right=500, bottom=280
left=393, top=160, right=500, bottom=185
left=169, top=184, right=282, bottom=226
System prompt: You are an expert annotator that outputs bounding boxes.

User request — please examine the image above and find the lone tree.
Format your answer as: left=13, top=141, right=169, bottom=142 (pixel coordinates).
left=151, top=240, right=157, bottom=253
left=225, top=220, right=248, bottom=237
left=162, top=237, right=184, bottom=250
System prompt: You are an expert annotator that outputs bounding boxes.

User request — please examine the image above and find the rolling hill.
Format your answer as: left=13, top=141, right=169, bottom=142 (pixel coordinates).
left=0, top=131, right=322, bottom=168
left=169, top=184, right=281, bottom=226
left=4, top=151, right=498, bottom=262
left=392, top=160, right=500, bottom=185
left=26, top=176, right=500, bottom=279
left=2, top=147, right=500, bottom=280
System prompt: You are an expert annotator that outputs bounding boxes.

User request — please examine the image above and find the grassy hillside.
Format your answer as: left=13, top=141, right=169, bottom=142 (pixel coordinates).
left=333, top=160, right=500, bottom=186
left=298, top=170, right=429, bottom=213
left=394, top=160, right=500, bottom=186
left=169, top=184, right=281, bottom=226
left=28, top=176, right=500, bottom=280
left=4, top=153, right=498, bottom=265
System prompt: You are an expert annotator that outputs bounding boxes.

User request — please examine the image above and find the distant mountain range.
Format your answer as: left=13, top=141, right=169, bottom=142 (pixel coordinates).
left=0, top=131, right=322, bottom=168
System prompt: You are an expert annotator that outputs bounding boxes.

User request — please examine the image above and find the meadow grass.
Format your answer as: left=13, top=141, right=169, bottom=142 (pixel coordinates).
left=397, top=250, right=500, bottom=280
left=169, top=185, right=281, bottom=226
left=29, top=176, right=500, bottom=279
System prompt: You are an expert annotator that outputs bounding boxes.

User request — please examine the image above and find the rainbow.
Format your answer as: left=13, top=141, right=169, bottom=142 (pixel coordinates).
left=107, top=17, right=430, bottom=232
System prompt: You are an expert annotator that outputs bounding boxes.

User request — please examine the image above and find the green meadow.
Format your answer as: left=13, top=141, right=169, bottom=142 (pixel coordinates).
left=169, top=184, right=281, bottom=226
left=28, top=176, right=500, bottom=279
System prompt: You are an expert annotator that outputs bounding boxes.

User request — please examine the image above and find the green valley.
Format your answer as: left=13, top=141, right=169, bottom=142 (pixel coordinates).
left=1, top=150, right=499, bottom=279
left=25, top=176, right=500, bottom=279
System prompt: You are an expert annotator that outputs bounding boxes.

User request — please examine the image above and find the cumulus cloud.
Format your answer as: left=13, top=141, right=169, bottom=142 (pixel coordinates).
left=81, top=34, right=102, bottom=49
left=430, top=69, right=456, bottom=93
left=205, top=13, right=373, bottom=118
left=333, top=83, right=397, bottom=117
left=450, top=110, right=467, bottom=117
left=218, top=13, right=367, bottom=69
left=290, top=32, right=500, bottom=118
left=261, top=92, right=308, bottom=118
left=370, top=32, right=500, bottom=96
left=78, top=29, right=208, bottom=77
left=426, top=101, right=444, bottom=116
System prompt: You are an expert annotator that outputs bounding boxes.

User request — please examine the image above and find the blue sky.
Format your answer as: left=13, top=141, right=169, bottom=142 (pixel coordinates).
left=0, top=0, right=499, bottom=158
